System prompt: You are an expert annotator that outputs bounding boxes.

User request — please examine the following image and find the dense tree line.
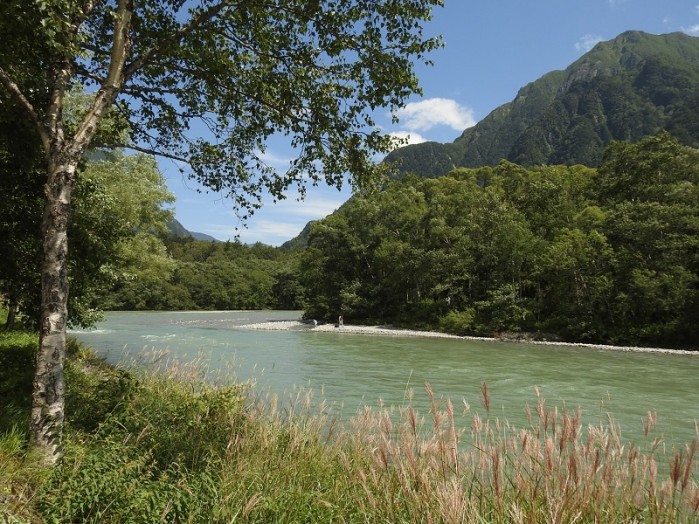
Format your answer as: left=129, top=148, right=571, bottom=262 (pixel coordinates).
left=103, top=238, right=305, bottom=312
left=7, top=131, right=688, bottom=353
left=302, top=134, right=698, bottom=349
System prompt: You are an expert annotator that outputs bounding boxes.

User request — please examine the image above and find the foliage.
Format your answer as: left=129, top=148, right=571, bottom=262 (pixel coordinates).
left=0, top=331, right=37, bottom=434
left=104, top=238, right=306, bottom=311
left=0, top=149, right=174, bottom=328
left=592, top=132, right=699, bottom=346
left=70, top=152, right=176, bottom=326
left=303, top=134, right=698, bottom=349
left=0, top=93, right=45, bottom=329
left=0, top=80, right=173, bottom=328
left=1, top=0, right=443, bottom=216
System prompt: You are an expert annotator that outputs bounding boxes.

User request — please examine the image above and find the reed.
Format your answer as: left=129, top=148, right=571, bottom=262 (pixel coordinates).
left=340, top=383, right=698, bottom=523
left=1, top=338, right=697, bottom=523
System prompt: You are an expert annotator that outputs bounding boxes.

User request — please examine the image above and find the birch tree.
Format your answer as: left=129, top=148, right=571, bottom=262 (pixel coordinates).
left=0, top=0, right=442, bottom=464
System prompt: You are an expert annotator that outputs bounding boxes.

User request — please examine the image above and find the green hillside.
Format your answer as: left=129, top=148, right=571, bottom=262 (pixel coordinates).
left=386, top=31, right=699, bottom=177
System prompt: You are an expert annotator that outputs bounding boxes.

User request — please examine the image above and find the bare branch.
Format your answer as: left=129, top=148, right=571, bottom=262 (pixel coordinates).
left=112, top=142, right=194, bottom=164
left=73, top=64, right=106, bottom=85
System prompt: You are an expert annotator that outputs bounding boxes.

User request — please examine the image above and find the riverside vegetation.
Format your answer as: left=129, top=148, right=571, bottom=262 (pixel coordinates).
left=302, top=133, right=698, bottom=349
left=1, top=321, right=697, bottom=522
left=66, top=133, right=696, bottom=350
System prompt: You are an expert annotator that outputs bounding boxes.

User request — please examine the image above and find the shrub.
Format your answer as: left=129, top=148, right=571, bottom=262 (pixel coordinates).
left=37, top=441, right=221, bottom=523
left=439, top=308, right=476, bottom=335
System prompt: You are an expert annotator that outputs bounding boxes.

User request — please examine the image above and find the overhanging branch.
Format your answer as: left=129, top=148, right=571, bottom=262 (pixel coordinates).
left=112, top=142, right=194, bottom=165
left=0, top=66, right=48, bottom=150
left=124, top=1, right=234, bottom=81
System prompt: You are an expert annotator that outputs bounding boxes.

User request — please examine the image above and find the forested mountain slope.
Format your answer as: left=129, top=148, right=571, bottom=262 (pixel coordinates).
left=385, top=31, right=699, bottom=178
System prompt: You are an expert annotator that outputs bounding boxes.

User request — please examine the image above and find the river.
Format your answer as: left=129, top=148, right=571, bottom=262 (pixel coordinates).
left=69, top=310, right=699, bottom=446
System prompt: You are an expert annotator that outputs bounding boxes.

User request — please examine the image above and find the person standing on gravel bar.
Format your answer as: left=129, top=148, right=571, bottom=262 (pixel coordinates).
left=338, top=315, right=344, bottom=328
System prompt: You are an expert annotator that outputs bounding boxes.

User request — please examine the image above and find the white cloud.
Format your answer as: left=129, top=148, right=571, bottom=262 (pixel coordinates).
left=575, top=34, right=604, bottom=53
left=207, top=188, right=347, bottom=244
left=256, top=149, right=294, bottom=170
left=199, top=219, right=302, bottom=245
left=681, top=24, right=699, bottom=36
left=393, top=98, right=476, bottom=132
left=239, top=220, right=304, bottom=242
left=274, top=195, right=345, bottom=219
left=389, top=130, right=428, bottom=146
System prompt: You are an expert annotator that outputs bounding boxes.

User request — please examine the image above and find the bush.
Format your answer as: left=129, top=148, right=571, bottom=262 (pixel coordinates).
left=37, top=352, right=248, bottom=522
left=37, top=441, right=221, bottom=523
left=439, top=308, right=476, bottom=335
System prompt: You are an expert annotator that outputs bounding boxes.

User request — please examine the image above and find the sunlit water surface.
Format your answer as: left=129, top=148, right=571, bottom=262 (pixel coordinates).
left=70, top=310, right=699, bottom=446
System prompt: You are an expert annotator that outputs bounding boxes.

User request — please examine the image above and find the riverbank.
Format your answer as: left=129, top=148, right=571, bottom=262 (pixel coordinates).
left=2, top=331, right=698, bottom=523
left=238, top=320, right=699, bottom=356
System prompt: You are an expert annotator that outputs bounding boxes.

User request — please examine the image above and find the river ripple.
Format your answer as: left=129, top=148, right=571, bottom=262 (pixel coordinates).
left=70, top=310, right=699, bottom=447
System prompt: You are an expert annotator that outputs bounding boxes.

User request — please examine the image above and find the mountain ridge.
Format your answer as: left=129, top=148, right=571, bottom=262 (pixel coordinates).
left=384, top=30, right=699, bottom=178
left=166, top=218, right=220, bottom=242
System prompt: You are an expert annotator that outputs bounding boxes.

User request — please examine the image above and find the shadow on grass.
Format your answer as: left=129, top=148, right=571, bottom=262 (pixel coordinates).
left=0, top=331, right=36, bottom=434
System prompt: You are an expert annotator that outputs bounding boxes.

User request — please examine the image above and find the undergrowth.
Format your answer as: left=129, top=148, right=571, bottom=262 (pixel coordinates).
left=1, top=331, right=697, bottom=523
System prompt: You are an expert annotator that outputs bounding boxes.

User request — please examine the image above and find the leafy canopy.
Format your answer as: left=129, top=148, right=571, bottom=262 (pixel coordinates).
left=2, top=0, right=442, bottom=217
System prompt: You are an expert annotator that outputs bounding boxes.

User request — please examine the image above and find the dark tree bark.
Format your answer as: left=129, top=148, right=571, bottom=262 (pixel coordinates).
left=4, top=296, right=18, bottom=331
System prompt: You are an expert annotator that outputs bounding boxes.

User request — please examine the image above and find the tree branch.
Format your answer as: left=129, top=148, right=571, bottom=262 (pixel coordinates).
left=0, top=66, right=49, bottom=151
left=72, top=0, right=133, bottom=152
left=124, top=1, right=234, bottom=81
left=112, top=142, right=194, bottom=164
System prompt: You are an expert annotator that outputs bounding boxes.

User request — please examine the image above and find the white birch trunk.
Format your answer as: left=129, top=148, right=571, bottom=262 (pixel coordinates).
left=29, top=155, right=76, bottom=465
left=26, top=0, right=132, bottom=464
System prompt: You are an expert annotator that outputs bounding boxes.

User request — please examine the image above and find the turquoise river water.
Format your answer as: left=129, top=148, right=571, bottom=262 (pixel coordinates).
left=70, top=310, right=699, bottom=447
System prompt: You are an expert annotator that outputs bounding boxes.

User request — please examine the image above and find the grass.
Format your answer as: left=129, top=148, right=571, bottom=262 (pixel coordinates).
left=0, top=328, right=697, bottom=522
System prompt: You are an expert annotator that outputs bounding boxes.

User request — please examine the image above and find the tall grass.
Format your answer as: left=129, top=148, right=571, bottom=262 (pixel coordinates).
left=345, top=383, right=698, bottom=522
left=1, top=336, right=697, bottom=522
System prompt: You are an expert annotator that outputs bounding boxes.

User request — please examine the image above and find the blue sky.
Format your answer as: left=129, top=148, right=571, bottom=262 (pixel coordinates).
left=163, top=0, right=699, bottom=245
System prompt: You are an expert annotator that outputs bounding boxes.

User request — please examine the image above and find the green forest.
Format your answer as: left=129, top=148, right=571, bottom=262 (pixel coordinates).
left=3, top=29, right=697, bottom=351
left=2, top=133, right=696, bottom=350
left=106, top=238, right=305, bottom=312
left=303, top=133, right=698, bottom=349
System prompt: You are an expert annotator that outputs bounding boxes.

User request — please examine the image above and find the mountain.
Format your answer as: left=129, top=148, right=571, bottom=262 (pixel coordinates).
left=284, top=31, right=699, bottom=248
left=281, top=220, right=316, bottom=250
left=166, top=218, right=219, bottom=242
left=385, top=31, right=699, bottom=178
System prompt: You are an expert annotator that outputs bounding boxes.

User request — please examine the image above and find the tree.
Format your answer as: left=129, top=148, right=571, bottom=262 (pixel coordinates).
left=0, top=0, right=442, bottom=463
left=0, top=148, right=175, bottom=330
left=0, top=103, right=44, bottom=330
left=594, top=133, right=699, bottom=346
left=69, top=151, right=176, bottom=323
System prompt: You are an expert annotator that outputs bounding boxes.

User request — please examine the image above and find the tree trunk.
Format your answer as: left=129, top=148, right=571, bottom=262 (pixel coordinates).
left=4, top=295, right=17, bottom=331
left=29, top=158, right=76, bottom=465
